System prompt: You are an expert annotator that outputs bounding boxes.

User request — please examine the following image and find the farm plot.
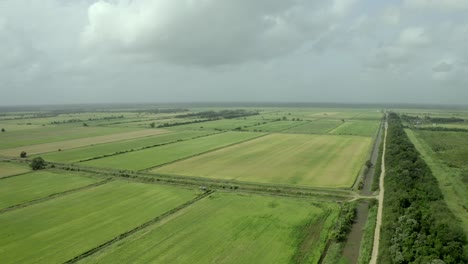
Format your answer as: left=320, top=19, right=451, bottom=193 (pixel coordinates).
left=167, top=118, right=265, bottom=131
left=81, top=192, right=339, bottom=264
left=0, top=129, right=168, bottom=157
left=0, top=162, right=30, bottom=178
left=154, top=133, right=372, bottom=188
left=82, top=132, right=263, bottom=171
left=246, top=120, right=308, bottom=132
left=40, top=130, right=211, bottom=163
left=283, top=119, right=342, bottom=134
left=0, top=181, right=198, bottom=264
left=328, top=120, right=380, bottom=137
left=0, top=126, right=137, bottom=149
left=0, top=170, right=101, bottom=210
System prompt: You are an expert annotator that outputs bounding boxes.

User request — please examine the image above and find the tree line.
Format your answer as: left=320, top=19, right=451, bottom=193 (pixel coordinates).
left=379, top=113, right=467, bottom=264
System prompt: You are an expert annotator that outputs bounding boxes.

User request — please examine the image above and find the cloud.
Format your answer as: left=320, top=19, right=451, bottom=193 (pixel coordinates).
left=81, top=0, right=357, bottom=66
left=432, top=61, right=453, bottom=72
left=404, top=0, right=468, bottom=10
left=397, top=27, right=430, bottom=47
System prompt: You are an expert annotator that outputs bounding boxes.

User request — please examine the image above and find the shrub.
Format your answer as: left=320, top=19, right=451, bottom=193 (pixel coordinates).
left=30, top=157, right=46, bottom=170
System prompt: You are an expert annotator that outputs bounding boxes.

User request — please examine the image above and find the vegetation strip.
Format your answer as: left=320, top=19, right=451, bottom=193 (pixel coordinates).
left=377, top=113, right=467, bottom=263
left=0, top=178, right=112, bottom=214
left=63, top=190, right=214, bottom=264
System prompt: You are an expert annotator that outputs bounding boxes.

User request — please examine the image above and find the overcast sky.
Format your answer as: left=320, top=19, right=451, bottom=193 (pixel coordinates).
left=1, top=0, right=467, bottom=106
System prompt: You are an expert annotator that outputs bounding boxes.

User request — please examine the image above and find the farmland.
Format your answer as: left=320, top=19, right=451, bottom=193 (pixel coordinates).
left=154, top=133, right=372, bottom=187
left=6, top=105, right=464, bottom=263
left=0, top=180, right=198, bottom=264
left=82, top=131, right=263, bottom=171
left=0, top=170, right=101, bottom=210
left=81, top=193, right=339, bottom=264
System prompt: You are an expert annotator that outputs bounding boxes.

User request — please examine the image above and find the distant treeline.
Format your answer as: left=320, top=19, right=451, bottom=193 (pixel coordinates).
left=133, top=108, right=189, bottom=114
left=176, top=109, right=259, bottom=119
left=408, top=126, right=468, bottom=133
left=50, top=115, right=124, bottom=124
left=379, top=113, right=467, bottom=263
left=157, top=119, right=210, bottom=128
left=402, top=114, right=465, bottom=124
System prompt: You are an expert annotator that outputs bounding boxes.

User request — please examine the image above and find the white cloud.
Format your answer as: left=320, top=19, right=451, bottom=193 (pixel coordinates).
left=404, top=0, right=468, bottom=10
left=81, top=0, right=357, bottom=65
left=397, top=27, right=430, bottom=47
left=381, top=7, right=400, bottom=25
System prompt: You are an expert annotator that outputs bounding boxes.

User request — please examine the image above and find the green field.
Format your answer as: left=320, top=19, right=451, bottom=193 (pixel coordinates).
left=283, top=119, right=342, bottom=134
left=0, top=181, right=198, bottom=264
left=0, top=126, right=137, bottom=149
left=81, top=192, right=339, bottom=264
left=40, top=130, right=211, bottom=163
left=329, top=120, right=380, bottom=137
left=406, top=129, right=468, bottom=233
left=83, top=132, right=263, bottom=171
left=154, top=133, right=371, bottom=187
left=246, top=120, right=308, bottom=132
left=168, top=118, right=266, bottom=131
left=0, top=170, right=101, bottom=210
left=0, top=161, right=30, bottom=178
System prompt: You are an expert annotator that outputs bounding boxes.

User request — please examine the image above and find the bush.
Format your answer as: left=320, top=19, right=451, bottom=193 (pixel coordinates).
left=30, top=157, right=46, bottom=170
left=20, top=151, right=27, bottom=158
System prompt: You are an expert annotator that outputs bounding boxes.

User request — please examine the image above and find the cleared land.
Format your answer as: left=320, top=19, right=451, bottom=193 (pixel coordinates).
left=83, top=132, right=263, bottom=171
left=0, top=161, right=30, bottom=178
left=283, top=119, right=342, bottom=134
left=406, top=129, right=468, bottom=233
left=81, top=193, right=339, bottom=264
left=0, top=129, right=168, bottom=157
left=329, top=120, right=380, bottom=137
left=154, top=133, right=372, bottom=188
left=0, top=126, right=137, bottom=150
left=0, top=170, right=101, bottom=210
left=0, top=181, right=198, bottom=264
left=40, top=130, right=211, bottom=163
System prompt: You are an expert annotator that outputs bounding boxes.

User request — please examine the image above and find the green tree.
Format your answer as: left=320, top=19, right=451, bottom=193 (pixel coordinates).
left=20, top=151, right=27, bottom=158
left=30, top=157, right=46, bottom=170
left=150, top=122, right=156, bottom=128
left=1, top=128, right=5, bottom=132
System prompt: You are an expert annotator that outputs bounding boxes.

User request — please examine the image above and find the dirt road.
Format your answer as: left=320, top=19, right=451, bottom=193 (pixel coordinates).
left=369, top=117, right=388, bottom=264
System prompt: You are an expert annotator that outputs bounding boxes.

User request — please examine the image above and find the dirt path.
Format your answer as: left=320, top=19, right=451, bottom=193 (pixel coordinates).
left=370, top=117, right=388, bottom=264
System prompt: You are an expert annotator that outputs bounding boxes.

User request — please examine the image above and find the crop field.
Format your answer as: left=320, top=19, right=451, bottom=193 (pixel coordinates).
left=0, top=126, right=137, bottom=149
left=406, top=129, right=468, bottom=233
left=81, top=193, right=339, bottom=264
left=328, top=120, right=381, bottom=137
left=0, top=129, right=168, bottom=157
left=40, top=130, right=211, bottom=163
left=283, top=119, right=342, bottom=134
left=154, top=133, right=371, bottom=187
left=0, top=170, right=101, bottom=210
left=0, top=180, right=198, bottom=264
left=245, top=120, right=308, bottom=132
left=83, top=131, right=263, bottom=171
left=0, top=161, right=30, bottom=178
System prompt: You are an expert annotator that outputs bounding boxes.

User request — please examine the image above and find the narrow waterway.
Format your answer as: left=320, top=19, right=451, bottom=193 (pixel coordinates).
left=341, top=118, right=384, bottom=263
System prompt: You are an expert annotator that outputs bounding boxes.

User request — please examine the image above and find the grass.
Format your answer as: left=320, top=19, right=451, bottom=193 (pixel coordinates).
left=405, top=129, right=468, bottom=234
left=82, top=131, right=263, bottom=171
left=0, top=126, right=137, bottom=150
left=81, top=192, right=339, bottom=264
left=0, top=129, right=168, bottom=157
left=283, top=119, right=342, bottom=134
left=0, top=180, right=198, bottom=264
left=0, top=161, right=30, bottom=178
left=357, top=204, right=377, bottom=264
left=246, top=120, right=308, bottom=132
left=322, top=243, right=348, bottom=264
left=154, top=133, right=372, bottom=188
left=40, top=130, right=211, bottom=163
left=329, top=120, right=380, bottom=137
left=0, top=170, right=101, bottom=210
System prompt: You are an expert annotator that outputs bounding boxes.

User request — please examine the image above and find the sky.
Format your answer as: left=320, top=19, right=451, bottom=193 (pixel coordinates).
left=0, top=0, right=467, bottom=106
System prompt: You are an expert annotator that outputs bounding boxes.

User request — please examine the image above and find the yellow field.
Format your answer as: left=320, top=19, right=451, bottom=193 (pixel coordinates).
left=153, top=133, right=371, bottom=188
left=0, top=129, right=169, bottom=157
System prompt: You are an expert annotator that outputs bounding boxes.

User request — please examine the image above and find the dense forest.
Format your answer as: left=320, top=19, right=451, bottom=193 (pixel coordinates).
left=380, top=113, right=467, bottom=264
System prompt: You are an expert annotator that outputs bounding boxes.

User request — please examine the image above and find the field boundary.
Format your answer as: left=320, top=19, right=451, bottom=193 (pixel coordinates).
left=140, top=132, right=269, bottom=172
left=0, top=178, right=112, bottom=214
left=0, top=171, right=32, bottom=180
left=64, top=190, right=214, bottom=263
